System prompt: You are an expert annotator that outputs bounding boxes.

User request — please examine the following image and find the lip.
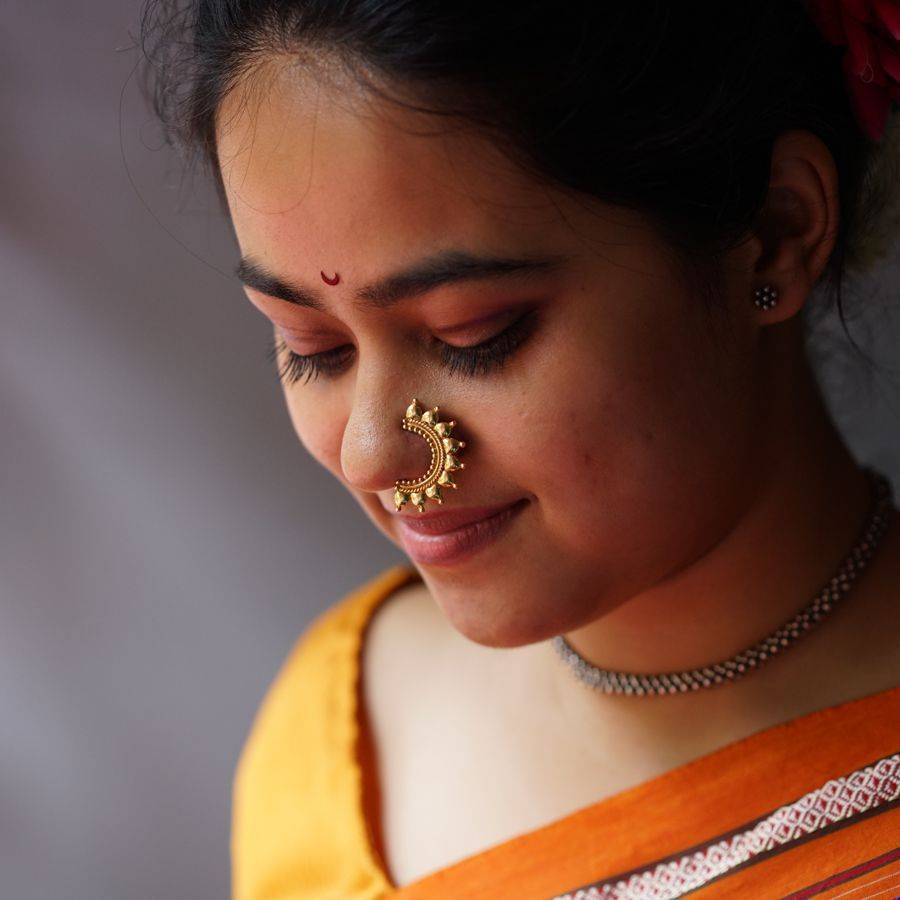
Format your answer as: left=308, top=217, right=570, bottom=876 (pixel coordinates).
left=395, top=502, right=521, bottom=534
left=394, top=498, right=528, bottom=566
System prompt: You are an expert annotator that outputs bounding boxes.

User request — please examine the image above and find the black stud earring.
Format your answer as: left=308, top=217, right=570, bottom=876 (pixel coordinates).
left=753, top=284, right=779, bottom=310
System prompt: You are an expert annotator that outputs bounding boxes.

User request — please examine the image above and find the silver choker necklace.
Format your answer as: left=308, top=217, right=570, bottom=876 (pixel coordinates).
left=551, top=467, right=895, bottom=697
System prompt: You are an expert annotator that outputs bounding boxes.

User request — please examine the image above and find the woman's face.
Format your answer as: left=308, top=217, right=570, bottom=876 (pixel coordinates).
left=216, top=62, right=764, bottom=647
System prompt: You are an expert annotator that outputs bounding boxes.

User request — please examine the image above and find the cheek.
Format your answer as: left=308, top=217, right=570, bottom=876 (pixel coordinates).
left=521, top=301, right=756, bottom=563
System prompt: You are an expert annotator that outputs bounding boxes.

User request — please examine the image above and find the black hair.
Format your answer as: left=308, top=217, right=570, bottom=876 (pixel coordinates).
left=137, top=0, right=897, bottom=351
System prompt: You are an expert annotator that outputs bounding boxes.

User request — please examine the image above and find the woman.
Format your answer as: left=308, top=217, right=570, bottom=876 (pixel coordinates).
left=139, top=1, right=900, bottom=896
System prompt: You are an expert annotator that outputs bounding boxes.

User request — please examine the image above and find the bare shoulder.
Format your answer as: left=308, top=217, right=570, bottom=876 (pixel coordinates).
left=360, top=578, right=444, bottom=727
left=357, top=576, right=549, bottom=887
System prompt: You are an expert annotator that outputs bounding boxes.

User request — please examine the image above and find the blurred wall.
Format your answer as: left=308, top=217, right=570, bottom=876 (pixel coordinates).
left=2, top=4, right=899, bottom=899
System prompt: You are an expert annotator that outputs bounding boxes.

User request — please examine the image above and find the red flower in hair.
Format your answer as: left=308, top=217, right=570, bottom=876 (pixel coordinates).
left=805, top=0, right=900, bottom=140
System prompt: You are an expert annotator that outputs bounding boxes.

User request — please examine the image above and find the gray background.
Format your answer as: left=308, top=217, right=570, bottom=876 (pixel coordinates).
left=3, top=5, right=899, bottom=899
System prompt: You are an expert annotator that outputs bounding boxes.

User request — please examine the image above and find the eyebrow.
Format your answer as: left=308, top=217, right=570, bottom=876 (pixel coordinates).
left=234, top=248, right=568, bottom=312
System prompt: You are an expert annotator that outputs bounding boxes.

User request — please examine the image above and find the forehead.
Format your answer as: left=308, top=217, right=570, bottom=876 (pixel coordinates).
left=214, top=58, right=568, bottom=267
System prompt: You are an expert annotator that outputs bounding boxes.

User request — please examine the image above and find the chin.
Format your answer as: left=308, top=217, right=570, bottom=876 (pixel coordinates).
left=432, top=585, right=563, bottom=650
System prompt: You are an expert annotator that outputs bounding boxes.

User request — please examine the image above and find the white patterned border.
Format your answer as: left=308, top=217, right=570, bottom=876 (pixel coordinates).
left=552, top=752, right=900, bottom=900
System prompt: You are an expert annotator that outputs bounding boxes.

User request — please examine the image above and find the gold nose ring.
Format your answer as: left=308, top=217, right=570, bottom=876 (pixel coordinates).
left=394, top=398, right=466, bottom=513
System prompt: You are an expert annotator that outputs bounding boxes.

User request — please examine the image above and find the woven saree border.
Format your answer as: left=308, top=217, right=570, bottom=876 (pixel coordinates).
left=551, top=751, right=900, bottom=900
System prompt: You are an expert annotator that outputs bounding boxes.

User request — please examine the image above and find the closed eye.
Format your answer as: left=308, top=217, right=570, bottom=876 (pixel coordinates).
left=266, top=307, right=540, bottom=386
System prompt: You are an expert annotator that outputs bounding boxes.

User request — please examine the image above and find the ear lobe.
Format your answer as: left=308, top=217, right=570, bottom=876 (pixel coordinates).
left=757, top=236, right=813, bottom=321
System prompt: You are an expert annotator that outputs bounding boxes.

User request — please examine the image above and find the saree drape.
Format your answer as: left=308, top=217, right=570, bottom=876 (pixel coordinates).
left=231, top=564, right=900, bottom=900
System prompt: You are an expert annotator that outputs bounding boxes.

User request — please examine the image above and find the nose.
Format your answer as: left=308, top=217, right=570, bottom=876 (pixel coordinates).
left=340, top=390, right=435, bottom=500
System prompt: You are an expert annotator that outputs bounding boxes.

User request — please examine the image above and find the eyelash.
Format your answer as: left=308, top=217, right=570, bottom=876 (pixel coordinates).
left=265, top=308, right=540, bottom=387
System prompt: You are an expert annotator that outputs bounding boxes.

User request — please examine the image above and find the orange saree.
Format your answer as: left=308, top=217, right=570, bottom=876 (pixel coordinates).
left=231, top=564, right=900, bottom=899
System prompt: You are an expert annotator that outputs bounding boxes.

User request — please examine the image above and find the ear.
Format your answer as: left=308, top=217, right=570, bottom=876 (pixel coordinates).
left=745, top=129, right=840, bottom=323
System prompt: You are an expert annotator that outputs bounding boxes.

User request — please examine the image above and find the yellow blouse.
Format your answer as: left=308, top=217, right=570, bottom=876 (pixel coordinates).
left=231, top=563, right=418, bottom=900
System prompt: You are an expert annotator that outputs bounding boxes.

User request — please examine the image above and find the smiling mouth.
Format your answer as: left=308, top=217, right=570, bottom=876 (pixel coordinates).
left=393, top=498, right=529, bottom=566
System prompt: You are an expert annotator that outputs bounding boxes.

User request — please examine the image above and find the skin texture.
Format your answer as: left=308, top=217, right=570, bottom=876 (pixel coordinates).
left=216, top=58, right=899, bottom=736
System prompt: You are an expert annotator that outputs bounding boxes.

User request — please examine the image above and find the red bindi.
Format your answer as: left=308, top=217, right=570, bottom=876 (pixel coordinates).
left=321, top=271, right=340, bottom=286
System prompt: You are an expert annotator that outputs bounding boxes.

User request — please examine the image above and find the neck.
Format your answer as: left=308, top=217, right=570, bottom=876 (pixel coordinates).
left=543, top=320, right=881, bottom=725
